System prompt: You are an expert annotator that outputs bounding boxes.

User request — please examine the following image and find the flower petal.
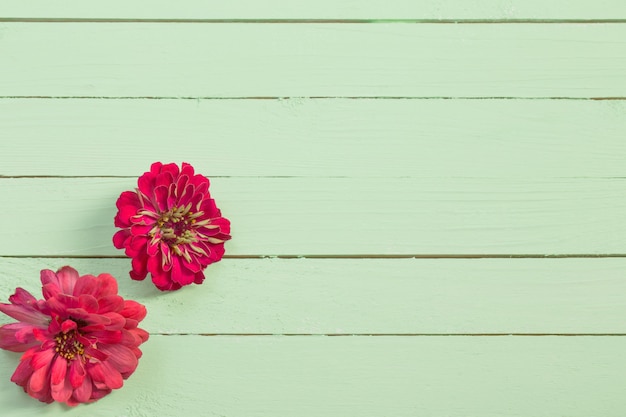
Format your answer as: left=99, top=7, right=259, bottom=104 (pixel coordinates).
left=0, top=323, right=42, bottom=351
left=99, top=343, right=139, bottom=375
left=51, top=356, right=73, bottom=403
left=69, top=358, right=86, bottom=389
left=71, top=372, right=92, bottom=403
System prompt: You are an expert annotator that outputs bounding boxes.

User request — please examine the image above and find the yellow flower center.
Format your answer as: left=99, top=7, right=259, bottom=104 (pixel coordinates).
left=54, top=330, right=85, bottom=361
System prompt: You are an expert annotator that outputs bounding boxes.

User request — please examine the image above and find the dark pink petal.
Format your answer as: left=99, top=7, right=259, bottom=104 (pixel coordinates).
left=72, top=274, right=99, bottom=297
left=167, top=183, right=177, bottom=209
left=77, top=294, right=99, bottom=313
left=161, top=162, right=181, bottom=178
left=89, top=329, right=122, bottom=344
left=130, top=255, right=148, bottom=280
left=0, top=323, right=41, bottom=351
left=71, top=372, right=92, bottom=403
left=115, top=190, right=140, bottom=211
left=151, top=271, right=178, bottom=291
left=149, top=161, right=164, bottom=175
left=129, top=327, right=150, bottom=345
left=194, top=178, right=209, bottom=196
left=98, top=295, right=124, bottom=314
left=176, top=183, right=194, bottom=206
left=116, top=204, right=140, bottom=227
left=112, top=230, right=130, bottom=249
left=84, top=345, right=109, bottom=362
left=154, top=185, right=169, bottom=212
left=31, top=347, right=55, bottom=370
left=193, top=270, right=206, bottom=285
left=200, top=198, right=219, bottom=217
left=210, top=216, right=231, bottom=235
left=120, top=300, right=147, bottom=322
left=61, top=319, right=77, bottom=334
left=138, top=171, right=157, bottom=198
left=0, top=302, right=48, bottom=326
left=47, top=293, right=80, bottom=313
left=99, top=343, right=138, bottom=375
left=9, top=287, right=38, bottom=306
left=181, top=254, right=202, bottom=273
left=69, top=358, right=86, bottom=389
left=128, top=235, right=148, bottom=256
left=28, top=355, right=53, bottom=393
left=69, top=312, right=111, bottom=330
left=146, top=252, right=162, bottom=275
left=93, top=273, right=119, bottom=298
left=101, top=312, right=126, bottom=331
left=55, top=266, right=80, bottom=295
left=11, top=353, right=34, bottom=386
left=170, top=257, right=195, bottom=286
left=130, top=223, right=153, bottom=236
left=51, top=357, right=72, bottom=403
left=50, top=355, right=67, bottom=386
left=89, top=361, right=124, bottom=389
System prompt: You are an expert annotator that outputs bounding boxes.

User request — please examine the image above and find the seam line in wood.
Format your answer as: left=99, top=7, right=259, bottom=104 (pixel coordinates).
left=154, top=333, right=626, bottom=337
left=1, top=96, right=625, bottom=101
left=2, top=18, right=626, bottom=24
left=3, top=254, right=626, bottom=259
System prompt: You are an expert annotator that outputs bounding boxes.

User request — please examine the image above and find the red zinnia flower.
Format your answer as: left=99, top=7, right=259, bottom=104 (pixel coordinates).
left=0, top=266, right=149, bottom=406
left=113, top=162, right=231, bottom=291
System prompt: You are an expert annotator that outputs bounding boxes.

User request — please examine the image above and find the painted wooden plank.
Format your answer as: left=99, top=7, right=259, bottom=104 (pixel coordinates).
left=1, top=257, right=625, bottom=334
left=1, top=24, right=625, bottom=98
left=1, top=98, right=626, bottom=178
left=0, top=335, right=624, bottom=416
left=2, top=0, right=626, bottom=20
left=2, top=177, right=625, bottom=256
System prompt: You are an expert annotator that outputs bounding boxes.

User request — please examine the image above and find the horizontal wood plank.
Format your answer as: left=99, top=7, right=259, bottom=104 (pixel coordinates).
left=2, top=0, right=626, bottom=20
left=1, top=24, right=625, bottom=98
left=1, top=98, right=626, bottom=178
left=1, top=258, right=625, bottom=334
left=1, top=335, right=624, bottom=416
left=2, top=177, right=625, bottom=256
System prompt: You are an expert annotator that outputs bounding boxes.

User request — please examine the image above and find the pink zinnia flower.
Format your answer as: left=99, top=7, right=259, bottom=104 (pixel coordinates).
left=0, top=266, right=149, bottom=406
left=113, top=162, right=231, bottom=291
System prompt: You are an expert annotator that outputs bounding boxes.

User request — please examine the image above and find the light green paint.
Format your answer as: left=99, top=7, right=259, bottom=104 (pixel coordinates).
left=1, top=24, right=626, bottom=97
left=2, top=0, right=626, bottom=20
left=1, top=177, right=625, bottom=256
left=1, top=257, right=626, bottom=334
left=0, top=5, right=624, bottom=416
left=1, top=99, right=625, bottom=178
left=1, top=336, right=626, bottom=416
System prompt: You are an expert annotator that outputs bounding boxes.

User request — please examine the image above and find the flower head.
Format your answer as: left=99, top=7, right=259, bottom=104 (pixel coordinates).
left=0, top=266, right=149, bottom=406
left=113, top=162, right=231, bottom=291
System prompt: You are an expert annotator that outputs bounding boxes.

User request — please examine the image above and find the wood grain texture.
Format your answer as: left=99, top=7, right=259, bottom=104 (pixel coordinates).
left=2, top=177, right=625, bottom=256
left=1, top=257, right=625, bottom=334
left=2, top=0, right=626, bottom=20
left=1, top=24, right=625, bottom=98
left=1, top=335, right=625, bottom=416
left=1, top=98, right=626, bottom=178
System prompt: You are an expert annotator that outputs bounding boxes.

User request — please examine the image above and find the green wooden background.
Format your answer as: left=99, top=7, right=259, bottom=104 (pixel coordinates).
left=1, top=1, right=625, bottom=415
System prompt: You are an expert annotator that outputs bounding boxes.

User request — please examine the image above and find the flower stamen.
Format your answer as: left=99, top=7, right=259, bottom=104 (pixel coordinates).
left=54, top=329, right=85, bottom=362
left=155, top=206, right=208, bottom=248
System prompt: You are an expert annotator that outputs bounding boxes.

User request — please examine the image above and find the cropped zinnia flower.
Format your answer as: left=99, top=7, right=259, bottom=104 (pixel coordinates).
left=113, top=162, right=231, bottom=291
left=0, top=266, right=149, bottom=405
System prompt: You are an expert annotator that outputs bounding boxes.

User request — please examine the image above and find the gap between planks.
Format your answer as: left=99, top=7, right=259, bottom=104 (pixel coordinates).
left=3, top=254, right=626, bottom=259
left=2, top=18, right=626, bottom=24
left=155, top=333, right=626, bottom=337
left=1, top=96, right=625, bottom=100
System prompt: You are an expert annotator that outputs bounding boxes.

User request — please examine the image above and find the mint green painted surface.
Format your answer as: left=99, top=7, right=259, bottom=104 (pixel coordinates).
left=1, top=99, right=625, bottom=178
left=0, top=4, right=625, bottom=416
left=2, top=177, right=626, bottom=255
left=2, top=0, right=626, bottom=19
left=1, top=24, right=626, bottom=97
